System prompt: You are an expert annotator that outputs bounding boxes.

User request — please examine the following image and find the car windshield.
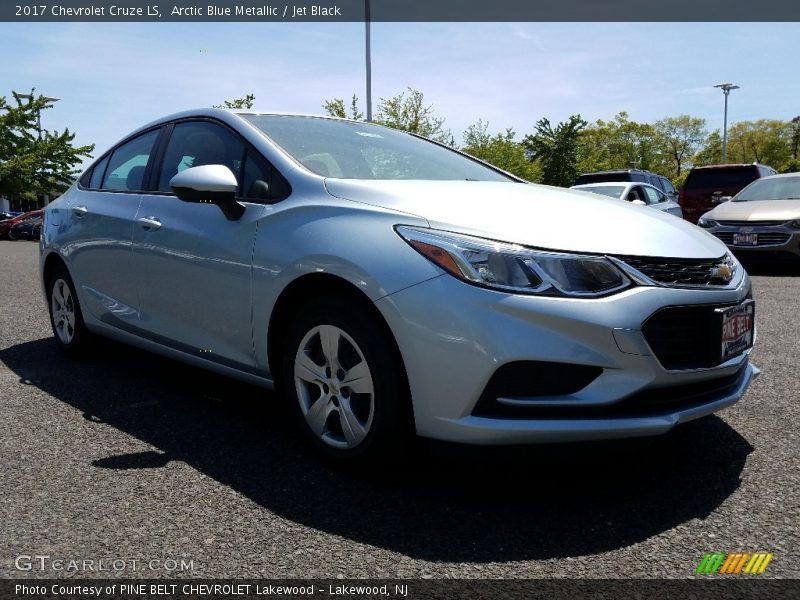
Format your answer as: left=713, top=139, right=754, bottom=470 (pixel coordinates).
left=575, top=185, right=625, bottom=199
left=242, top=115, right=513, bottom=182
left=734, top=176, right=800, bottom=201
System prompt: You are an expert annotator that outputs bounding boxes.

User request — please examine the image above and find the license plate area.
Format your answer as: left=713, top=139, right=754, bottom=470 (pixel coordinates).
left=733, top=232, right=758, bottom=246
left=717, top=300, right=755, bottom=362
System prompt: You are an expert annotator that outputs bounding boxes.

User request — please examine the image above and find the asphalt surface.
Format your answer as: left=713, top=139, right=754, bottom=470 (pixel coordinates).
left=0, top=239, right=798, bottom=579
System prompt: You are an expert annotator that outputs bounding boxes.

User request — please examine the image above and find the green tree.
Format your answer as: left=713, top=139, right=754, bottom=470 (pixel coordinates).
left=462, top=120, right=541, bottom=182
left=322, top=88, right=452, bottom=144
left=789, top=116, right=800, bottom=160
left=523, top=115, right=587, bottom=187
left=693, top=129, right=723, bottom=167
left=322, top=95, right=364, bottom=120
left=654, top=115, right=707, bottom=179
left=725, top=119, right=792, bottom=167
left=213, top=93, right=256, bottom=109
left=577, top=112, right=662, bottom=175
left=0, top=90, right=94, bottom=205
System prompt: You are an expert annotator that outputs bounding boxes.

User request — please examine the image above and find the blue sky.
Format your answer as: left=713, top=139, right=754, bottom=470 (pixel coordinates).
left=2, top=22, right=799, bottom=169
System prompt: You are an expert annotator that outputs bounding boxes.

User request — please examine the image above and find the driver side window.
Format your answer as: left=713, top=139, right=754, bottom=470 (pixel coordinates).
left=157, top=121, right=244, bottom=193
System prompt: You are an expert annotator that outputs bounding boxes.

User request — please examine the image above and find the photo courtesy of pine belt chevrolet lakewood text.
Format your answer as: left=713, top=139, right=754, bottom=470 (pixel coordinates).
left=40, top=109, right=758, bottom=463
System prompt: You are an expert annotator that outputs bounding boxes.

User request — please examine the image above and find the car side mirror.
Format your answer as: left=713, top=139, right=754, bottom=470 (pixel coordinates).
left=632, top=199, right=646, bottom=206
left=719, top=195, right=732, bottom=203
left=170, top=165, right=245, bottom=221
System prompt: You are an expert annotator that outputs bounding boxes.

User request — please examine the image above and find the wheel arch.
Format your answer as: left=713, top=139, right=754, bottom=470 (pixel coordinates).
left=267, top=272, right=411, bottom=403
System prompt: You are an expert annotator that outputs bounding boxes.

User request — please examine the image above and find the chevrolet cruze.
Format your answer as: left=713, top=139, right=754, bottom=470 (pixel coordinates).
left=40, top=109, right=758, bottom=462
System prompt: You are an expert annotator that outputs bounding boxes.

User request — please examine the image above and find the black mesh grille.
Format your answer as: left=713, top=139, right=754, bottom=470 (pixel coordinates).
left=714, top=232, right=791, bottom=246
left=642, top=303, right=737, bottom=370
left=615, top=255, right=728, bottom=286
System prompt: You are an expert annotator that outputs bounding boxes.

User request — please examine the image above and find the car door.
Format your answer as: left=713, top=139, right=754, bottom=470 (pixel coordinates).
left=130, top=119, right=277, bottom=371
left=65, top=128, right=161, bottom=327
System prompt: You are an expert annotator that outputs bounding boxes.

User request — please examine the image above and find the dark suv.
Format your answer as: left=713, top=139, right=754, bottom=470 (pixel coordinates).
left=680, top=163, right=777, bottom=224
left=574, top=169, right=678, bottom=202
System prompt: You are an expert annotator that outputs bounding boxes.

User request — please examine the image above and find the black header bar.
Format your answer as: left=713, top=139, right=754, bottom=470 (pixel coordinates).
left=3, top=0, right=800, bottom=22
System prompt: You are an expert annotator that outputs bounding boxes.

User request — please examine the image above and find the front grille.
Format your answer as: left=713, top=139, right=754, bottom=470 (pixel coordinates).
left=717, top=220, right=787, bottom=227
left=472, top=364, right=747, bottom=420
left=714, top=232, right=791, bottom=246
left=642, top=303, right=739, bottom=370
left=614, top=255, right=728, bottom=286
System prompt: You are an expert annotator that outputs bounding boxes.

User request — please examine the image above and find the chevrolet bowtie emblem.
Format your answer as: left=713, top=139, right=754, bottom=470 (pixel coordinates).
left=710, top=263, right=734, bottom=282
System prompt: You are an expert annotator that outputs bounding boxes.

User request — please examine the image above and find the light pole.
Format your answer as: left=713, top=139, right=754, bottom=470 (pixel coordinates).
left=714, top=83, right=739, bottom=163
left=365, top=0, right=372, bottom=122
left=14, top=92, right=60, bottom=207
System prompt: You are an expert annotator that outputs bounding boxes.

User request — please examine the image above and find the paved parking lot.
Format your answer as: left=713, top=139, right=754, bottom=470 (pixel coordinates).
left=1, top=239, right=798, bottom=579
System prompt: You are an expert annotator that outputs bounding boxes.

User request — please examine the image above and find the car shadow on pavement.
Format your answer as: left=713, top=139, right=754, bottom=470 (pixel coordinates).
left=0, top=337, right=754, bottom=563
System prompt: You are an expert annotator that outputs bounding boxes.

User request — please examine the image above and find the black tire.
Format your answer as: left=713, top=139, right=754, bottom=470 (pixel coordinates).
left=281, top=295, right=412, bottom=464
left=47, top=265, right=93, bottom=356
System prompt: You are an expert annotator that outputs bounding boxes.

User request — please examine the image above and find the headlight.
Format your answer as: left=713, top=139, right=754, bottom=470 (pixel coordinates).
left=697, top=217, right=718, bottom=228
left=789, top=219, right=800, bottom=229
left=396, top=226, right=631, bottom=297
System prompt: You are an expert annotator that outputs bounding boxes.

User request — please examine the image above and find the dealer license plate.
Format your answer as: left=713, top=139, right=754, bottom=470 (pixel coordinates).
left=733, top=232, right=758, bottom=246
left=717, top=300, right=755, bottom=362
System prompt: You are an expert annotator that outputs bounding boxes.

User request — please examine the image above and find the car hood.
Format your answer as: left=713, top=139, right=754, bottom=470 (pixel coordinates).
left=325, top=179, right=726, bottom=259
left=706, top=199, right=800, bottom=221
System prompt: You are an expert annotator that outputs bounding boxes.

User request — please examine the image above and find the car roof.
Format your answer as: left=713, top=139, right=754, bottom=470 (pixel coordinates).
left=756, top=171, right=800, bottom=180
left=691, top=163, right=766, bottom=171
left=130, top=108, right=363, bottom=136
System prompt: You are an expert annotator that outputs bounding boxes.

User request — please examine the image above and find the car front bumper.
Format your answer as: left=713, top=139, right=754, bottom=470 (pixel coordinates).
left=376, top=270, right=757, bottom=444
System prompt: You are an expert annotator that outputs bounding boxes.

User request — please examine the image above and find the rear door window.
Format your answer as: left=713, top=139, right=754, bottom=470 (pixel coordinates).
left=101, top=130, right=160, bottom=191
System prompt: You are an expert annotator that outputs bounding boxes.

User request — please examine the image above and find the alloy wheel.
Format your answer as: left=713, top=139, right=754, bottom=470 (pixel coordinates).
left=51, top=278, right=76, bottom=345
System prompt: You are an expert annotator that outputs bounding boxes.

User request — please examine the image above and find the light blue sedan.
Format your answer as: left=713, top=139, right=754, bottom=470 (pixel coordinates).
left=41, top=109, right=755, bottom=463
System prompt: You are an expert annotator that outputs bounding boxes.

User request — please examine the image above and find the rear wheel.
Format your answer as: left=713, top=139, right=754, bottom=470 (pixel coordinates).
left=282, top=296, right=411, bottom=463
left=47, top=266, right=92, bottom=355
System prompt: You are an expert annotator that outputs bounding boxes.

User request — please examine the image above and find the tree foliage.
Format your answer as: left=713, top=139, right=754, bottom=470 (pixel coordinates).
left=462, top=120, right=541, bottom=182
left=323, top=88, right=452, bottom=144
left=213, top=93, right=256, bottom=109
left=322, top=95, right=364, bottom=121
left=523, top=115, right=587, bottom=187
left=654, top=115, right=707, bottom=179
left=0, top=90, right=94, bottom=203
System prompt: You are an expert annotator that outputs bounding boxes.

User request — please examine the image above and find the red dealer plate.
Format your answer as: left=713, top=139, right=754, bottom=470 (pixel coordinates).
left=718, top=300, right=755, bottom=362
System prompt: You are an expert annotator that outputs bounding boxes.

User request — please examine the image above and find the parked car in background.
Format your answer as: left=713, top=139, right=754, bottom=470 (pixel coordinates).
left=9, top=215, right=42, bottom=241
left=680, top=163, right=777, bottom=224
left=571, top=181, right=683, bottom=217
left=0, top=210, right=43, bottom=239
left=697, top=173, right=800, bottom=261
left=40, top=109, right=757, bottom=463
left=573, top=169, right=678, bottom=202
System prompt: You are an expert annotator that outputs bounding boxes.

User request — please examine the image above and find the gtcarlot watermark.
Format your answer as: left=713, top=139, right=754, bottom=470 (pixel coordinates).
left=14, top=555, right=194, bottom=572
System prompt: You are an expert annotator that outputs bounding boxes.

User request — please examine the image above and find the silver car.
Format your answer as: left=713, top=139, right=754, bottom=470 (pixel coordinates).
left=40, top=109, right=757, bottom=462
left=698, top=172, right=800, bottom=260
left=571, top=182, right=684, bottom=217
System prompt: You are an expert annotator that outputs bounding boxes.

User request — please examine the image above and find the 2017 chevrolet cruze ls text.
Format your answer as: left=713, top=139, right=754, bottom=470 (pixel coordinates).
left=40, top=109, right=758, bottom=461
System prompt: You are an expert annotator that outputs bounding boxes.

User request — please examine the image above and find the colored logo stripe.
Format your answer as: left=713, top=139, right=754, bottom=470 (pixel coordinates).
left=697, top=552, right=773, bottom=574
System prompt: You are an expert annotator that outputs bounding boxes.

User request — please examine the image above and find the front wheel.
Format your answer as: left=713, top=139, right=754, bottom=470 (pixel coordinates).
left=282, top=296, right=412, bottom=463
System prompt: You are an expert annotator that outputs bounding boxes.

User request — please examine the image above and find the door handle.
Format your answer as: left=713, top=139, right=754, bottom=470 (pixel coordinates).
left=72, top=205, right=88, bottom=217
left=137, top=216, right=162, bottom=230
